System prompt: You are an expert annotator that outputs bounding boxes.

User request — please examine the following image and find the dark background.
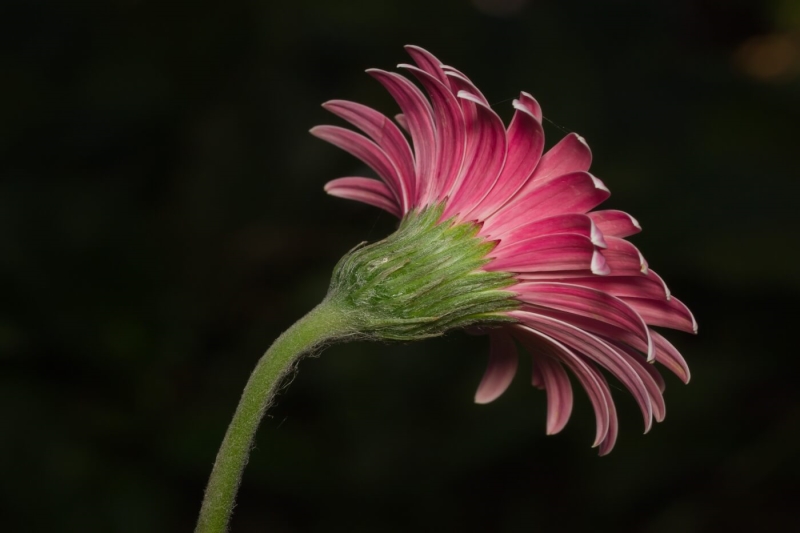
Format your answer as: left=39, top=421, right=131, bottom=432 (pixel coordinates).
left=3, top=0, right=800, bottom=531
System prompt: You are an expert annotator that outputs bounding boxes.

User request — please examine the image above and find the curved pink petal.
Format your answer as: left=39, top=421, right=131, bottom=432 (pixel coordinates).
left=588, top=209, right=642, bottom=238
left=511, top=311, right=654, bottom=432
left=321, top=100, right=415, bottom=211
left=554, top=271, right=670, bottom=301
left=474, top=331, right=519, bottom=404
left=404, top=45, right=449, bottom=86
left=531, top=352, right=574, bottom=435
left=606, top=340, right=667, bottom=421
left=494, top=214, right=606, bottom=255
left=622, top=296, right=698, bottom=334
left=469, top=97, right=545, bottom=221
left=651, top=330, right=691, bottom=383
left=514, top=325, right=611, bottom=447
left=512, top=283, right=653, bottom=374
left=487, top=234, right=597, bottom=273
left=324, top=177, right=401, bottom=217
left=601, top=236, right=649, bottom=275
left=594, top=372, right=619, bottom=456
left=442, top=67, right=489, bottom=104
left=367, top=69, right=437, bottom=205
left=482, top=172, right=610, bottom=238
left=394, top=113, right=408, bottom=132
left=399, top=64, right=466, bottom=205
left=445, top=92, right=508, bottom=220
left=311, top=125, right=404, bottom=203
left=518, top=91, right=543, bottom=121
left=508, top=132, right=593, bottom=201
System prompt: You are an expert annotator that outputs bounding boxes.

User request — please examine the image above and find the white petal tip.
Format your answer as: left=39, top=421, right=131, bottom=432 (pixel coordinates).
left=576, top=134, right=589, bottom=147
left=630, top=215, right=642, bottom=230
left=456, top=90, right=484, bottom=105
left=590, top=174, right=610, bottom=192
left=591, top=250, right=611, bottom=276
left=511, top=99, right=535, bottom=117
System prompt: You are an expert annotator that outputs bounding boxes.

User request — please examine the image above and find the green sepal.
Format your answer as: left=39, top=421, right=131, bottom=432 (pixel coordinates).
left=325, top=204, right=519, bottom=341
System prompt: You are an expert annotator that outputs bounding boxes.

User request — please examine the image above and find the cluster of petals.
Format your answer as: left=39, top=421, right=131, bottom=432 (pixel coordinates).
left=313, top=45, right=696, bottom=454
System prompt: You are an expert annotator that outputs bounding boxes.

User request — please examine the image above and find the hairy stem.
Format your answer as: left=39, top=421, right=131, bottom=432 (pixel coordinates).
left=194, top=299, right=354, bottom=533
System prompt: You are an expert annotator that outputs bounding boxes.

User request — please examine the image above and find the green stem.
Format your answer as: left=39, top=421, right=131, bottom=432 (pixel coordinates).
left=194, top=298, right=355, bottom=533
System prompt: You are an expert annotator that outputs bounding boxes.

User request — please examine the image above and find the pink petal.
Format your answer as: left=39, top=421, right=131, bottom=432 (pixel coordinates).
left=442, top=67, right=490, bottom=104
left=474, top=331, right=519, bottom=404
left=513, top=282, right=653, bottom=357
left=530, top=133, right=593, bottom=184
left=608, top=341, right=667, bottom=421
left=311, top=125, right=404, bottom=203
left=321, top=100, right=415, bottom=211
left=404, top=45, right=449, bottom=86
left=514, top=325, right=611, bottom=447
left=622, top=296, right=698, bottom=334
left=367, top=69, right=437, bottom=207
left=651, top=330, right=691, bottom=383
left=324, top=177, right=402, bottom=217
left=444, top=92, right=508, bottom=220
left=518, top=91, right=543, bottom=121
left=399, top=64, right=466, bottom=205
left=554, top=271, right=670, bottom=301
left=511, top=310, right=653, bottom=433
left=601, top=236, right=649, bottom=275
left=394, top=113, right=408, bottom=132
left=595, top=372, right=619, bottom=456
left=469, top=96, right=545, bottom=221
left=508, top=132, right=593, bottom=201
left=531, top=352, right=574, bottom=435
left=486, top=234, right=597, bottom=273
left=482, top=172, right=610, bottom=238
left=588, top=210, right=642, bottom=238
left=493, top=214, right=606, bottom=255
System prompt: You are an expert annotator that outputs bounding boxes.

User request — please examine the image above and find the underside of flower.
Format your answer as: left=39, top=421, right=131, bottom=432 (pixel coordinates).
left=314, top=45, right=697, bottom=454
left=327, top=204, right=518, bottom=341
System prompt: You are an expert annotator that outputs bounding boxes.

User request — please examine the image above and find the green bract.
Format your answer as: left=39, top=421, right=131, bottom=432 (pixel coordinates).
left=326, top=204, right=519, bottom=341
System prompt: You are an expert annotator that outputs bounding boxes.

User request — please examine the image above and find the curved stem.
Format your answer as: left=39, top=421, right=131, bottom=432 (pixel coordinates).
left=194, top=298, right=354, bottom=533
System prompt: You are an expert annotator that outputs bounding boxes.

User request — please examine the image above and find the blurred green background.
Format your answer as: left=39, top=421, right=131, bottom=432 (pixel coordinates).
left=2, top=0, right=800, bottom=531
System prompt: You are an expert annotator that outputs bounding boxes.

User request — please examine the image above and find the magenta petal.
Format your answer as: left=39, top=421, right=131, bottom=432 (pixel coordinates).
left=400, top=64, right=466, bottom=205
left=555, top=272, right=670, bottom=301
left=531, top=353, right=574, bottom=435
left=595, top=373, right=619, bottom=456
left=482, top=172, right=611, bottom=238
left=494, top=214, right=604, bottom=255
left=588, top=209, right=642, bottom=238
left=514, top=282, right=653, bottom=355
left=324, top=177, right=402, bottom=217
left=514, top=326, right=610, bottom=447
left=445, top=92, right=508, bottom=219
left=442, top=67, right=490, bottom=104
left=529, top=133, right=593, bottom=184
left=474, top=332, right=519, bottom=404
left=367, top=69, right=437, bottom=205
left=651, top=330, right=691, bottom=383
left=511, top=310, right=653, bottom=433
left=608, top=341, right=667, bottom=421
left=321, top=100, right=415, bottom=211
left=601, top=236, right=649, bottom=275
left=622, top=296, right=698, bottom=334
left=518, top=91, right=543, bottom=121
left=469, top=97, right=545, bottom=221
left=487, top=234, right=596, bottom=273
left=394, top=113, right=408, bottom=132
left=311, top=125, right=404, bottom=203
left=404, top=45, right=449, bottom=86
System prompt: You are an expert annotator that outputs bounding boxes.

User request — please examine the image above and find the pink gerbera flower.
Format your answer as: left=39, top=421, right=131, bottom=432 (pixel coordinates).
left=313, top=45, right=697, bottom=454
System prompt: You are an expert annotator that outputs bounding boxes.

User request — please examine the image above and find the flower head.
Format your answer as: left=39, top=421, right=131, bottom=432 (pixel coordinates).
left=313, top=46, right=696, bottom=454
